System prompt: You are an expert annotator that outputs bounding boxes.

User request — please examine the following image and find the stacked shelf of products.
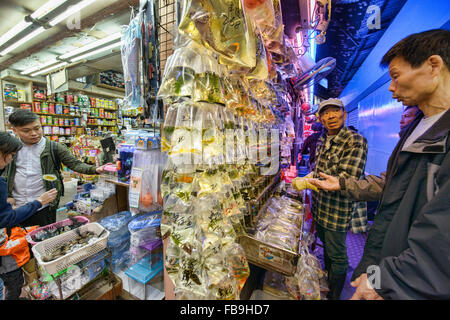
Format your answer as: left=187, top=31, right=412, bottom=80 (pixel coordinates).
left=74, top=93, right=119, bottom=135
left=1, top=76, right=122, bottom=138
left=32, top=87, right=84, bottom=142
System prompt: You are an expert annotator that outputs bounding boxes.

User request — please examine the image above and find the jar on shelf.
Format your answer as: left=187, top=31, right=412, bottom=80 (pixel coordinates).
left=55, top=104, right=63, bottom=114
left=33, top=101, right=41, bottom=113
left=43, top=126, right=52, bottom=135
left=66, top=93, right=74, bottom=104
left=42, top=102, right=48, bottom=113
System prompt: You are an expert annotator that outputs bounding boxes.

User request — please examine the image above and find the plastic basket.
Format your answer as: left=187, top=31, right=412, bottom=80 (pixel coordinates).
left=32, top=222, right=109, bottom=275
left=26, top=216, right=90, bottom=246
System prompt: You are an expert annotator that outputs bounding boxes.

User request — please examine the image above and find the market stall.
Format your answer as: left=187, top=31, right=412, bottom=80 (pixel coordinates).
left=1, top=0, right=333, bottom=301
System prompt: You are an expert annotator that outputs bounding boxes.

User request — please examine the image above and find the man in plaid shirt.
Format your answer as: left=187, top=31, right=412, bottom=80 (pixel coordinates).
left=294, top=98, right=368, bottom=300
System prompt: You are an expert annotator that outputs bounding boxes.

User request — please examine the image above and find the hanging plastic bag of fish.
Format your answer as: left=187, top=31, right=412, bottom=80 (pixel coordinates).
left=161, top=166, right=197, bottom=240
left=226, top=242, right=250, bottom=293
left=245, top=31, right=269, bottom=80
left=191, top=52, right=226, bottom=106
left=157, top=44, right=200, bottom=104
left=259, top=0, right=284, bottom=55
left=242, top=0, right=275, bottom=30
left=178, top=0, right=256, bottom=69
left=176, top=249, right=208, bottom=299
left=197, top=103, right=225, bottom=166
left=166, top=101, right=202, bottom=166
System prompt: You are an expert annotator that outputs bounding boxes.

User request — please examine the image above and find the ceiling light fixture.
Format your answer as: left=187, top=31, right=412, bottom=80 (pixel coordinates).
left=30, top=0, right=70, bottom=20
left=0, top=0, right=70, bottom=55
left=0, top=27, right=46, bottom=56
left=0, top=21, right=32, bottom=48
left=31, top=61, right=68, bottom=77
left=70, top=41, right=123, bottom=62
left=21, top=58, right=59, bottom=75
left=49, top=0, right=97, bottom=27
left=59, top=32, right=122, bottom=60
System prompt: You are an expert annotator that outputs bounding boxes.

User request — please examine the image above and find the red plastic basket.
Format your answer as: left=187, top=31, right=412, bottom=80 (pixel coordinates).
left=26, top=216, right=90, bottom=246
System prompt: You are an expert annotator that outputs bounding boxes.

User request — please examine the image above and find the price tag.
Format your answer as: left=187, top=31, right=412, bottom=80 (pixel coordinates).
left=128, top=167, right=143, bottom=208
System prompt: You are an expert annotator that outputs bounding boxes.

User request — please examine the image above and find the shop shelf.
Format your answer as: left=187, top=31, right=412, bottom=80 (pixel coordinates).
left=35, top=112, right=81, bottom=118
left=4, top=100, right=33, bottom=104
left=40, top=124, right=83, bottom=127
left=33, top=99, right=69, bottom=105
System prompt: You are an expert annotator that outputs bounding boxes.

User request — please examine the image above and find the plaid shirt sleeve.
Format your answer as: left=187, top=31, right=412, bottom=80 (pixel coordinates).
left=335, top=135, right=368, bottom=180
left=351, top=201, right=369, bottom=233
left=345, top=137, right=370, bottom=233
left=313, top=128, right=369, bottom=232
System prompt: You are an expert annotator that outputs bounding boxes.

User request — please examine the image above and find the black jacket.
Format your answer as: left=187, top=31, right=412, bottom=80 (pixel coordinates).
left=352, top=109, right=450, bottom=299
left=301, top=131, right=323, bottom=168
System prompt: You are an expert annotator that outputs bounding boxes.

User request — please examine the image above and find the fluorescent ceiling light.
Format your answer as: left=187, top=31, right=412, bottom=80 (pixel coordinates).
left=70, top=41, right=123, bottom=62
left=0, top=0, right=69, bottom=49
left=0, top=20, right=32, bottom=48
left=0, top=27, right=45, bottom=56
left=31, top=62, right=68, bottom=77
left=60, top=32, right=122, bottom=60
left=21, top=58, right=59, bottom=75
left=49, top=0, right=97, bottom=27
left=31, top=0, right=69, bottom=19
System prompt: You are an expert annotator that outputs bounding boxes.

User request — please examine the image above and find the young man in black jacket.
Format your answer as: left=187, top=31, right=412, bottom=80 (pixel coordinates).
left=308, top=29, right=450, bottom=299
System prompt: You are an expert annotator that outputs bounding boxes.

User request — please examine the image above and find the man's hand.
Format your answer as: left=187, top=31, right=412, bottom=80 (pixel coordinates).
left=37, top=189, right=58, bottom=206
left=7, top=197, right=15, bottom=207
left=350, top=273, right=384, bottom=300
left=307, top=172, right=341, bottom=191
left=96, top=163, right=114, bottom=174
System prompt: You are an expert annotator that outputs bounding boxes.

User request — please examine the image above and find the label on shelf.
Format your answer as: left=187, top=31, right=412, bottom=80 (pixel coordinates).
left=128, top=167, right=143, bottom=209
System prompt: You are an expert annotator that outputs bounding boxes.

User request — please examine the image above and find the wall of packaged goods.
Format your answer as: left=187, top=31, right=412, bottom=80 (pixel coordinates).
left=0, top=71, right=124, bottom=141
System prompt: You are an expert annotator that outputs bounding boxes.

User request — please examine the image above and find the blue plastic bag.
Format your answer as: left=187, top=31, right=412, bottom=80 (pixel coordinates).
left=128, top=211, right=161, bottom=233
left=99, top=211, right=133, bottom=232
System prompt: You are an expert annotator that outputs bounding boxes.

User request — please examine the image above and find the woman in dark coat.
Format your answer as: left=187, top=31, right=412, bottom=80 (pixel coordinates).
left=0, top=132, right=57, bottom=299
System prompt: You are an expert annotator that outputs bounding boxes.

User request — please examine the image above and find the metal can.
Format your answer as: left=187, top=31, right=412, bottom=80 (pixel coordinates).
left=42, top=102, right=48, bottom=113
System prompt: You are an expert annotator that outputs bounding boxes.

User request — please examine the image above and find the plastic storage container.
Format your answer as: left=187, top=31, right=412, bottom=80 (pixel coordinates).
left=124, top=253, right=164, bottom=300
left=32, top=222, right=109, bottom=275
left=26, top=216, right=89, bottom=246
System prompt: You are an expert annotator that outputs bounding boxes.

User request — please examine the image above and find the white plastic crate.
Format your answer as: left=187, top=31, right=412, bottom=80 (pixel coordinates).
left=32, top=222, right=109, bottom=275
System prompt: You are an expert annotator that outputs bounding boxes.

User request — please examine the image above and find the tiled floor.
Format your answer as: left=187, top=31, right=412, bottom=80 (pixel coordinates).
left=313, top=229, right=368, bottom=300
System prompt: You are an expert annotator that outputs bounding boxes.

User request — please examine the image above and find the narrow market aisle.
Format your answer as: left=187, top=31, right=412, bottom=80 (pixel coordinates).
left=314, top=230, right=368, bottom=300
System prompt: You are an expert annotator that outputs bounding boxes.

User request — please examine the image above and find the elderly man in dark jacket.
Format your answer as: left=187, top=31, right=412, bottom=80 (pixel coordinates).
left=308, top=29, right=450, bottom=299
